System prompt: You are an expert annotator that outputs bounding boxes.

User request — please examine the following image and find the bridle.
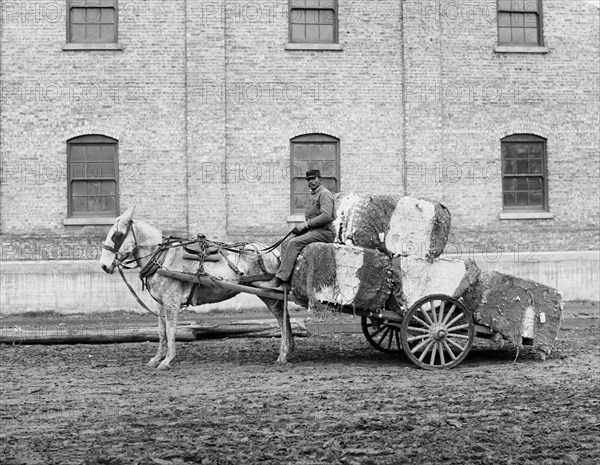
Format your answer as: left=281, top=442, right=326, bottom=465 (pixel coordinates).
left=103, top=220, right=140, bottom=271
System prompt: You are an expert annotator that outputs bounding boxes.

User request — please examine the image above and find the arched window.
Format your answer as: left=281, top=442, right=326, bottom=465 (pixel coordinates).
left=290, top=134, right=340, bottom=214
left=501, top=134, right=547, bottom=211
left=67, top=135, right=118, bottom=217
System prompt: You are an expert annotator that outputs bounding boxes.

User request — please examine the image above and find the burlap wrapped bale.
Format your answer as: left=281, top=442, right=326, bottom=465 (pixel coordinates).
left=291, top=243, right=392, bottom=311
left=394, top=256, right=480, bottom=310
left=460, top=271, right=563, bottom=357
left=333, top=193, right=451, bottom=259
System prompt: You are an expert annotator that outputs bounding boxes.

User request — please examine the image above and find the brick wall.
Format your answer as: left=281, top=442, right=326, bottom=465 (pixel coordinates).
left=1, top=0, right=598, bottom=260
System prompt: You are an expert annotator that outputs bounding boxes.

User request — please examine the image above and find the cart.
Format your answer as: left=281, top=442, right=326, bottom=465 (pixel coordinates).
left=157, top=269, right=495, bottom=370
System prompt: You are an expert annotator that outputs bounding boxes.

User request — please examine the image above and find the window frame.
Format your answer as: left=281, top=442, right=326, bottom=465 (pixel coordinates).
left=66, top=0, right=118, bottom=45
left=67, top=134, right=119, bottom=219
left=288, top=0, right=338, bottom=45
left=497, top=0, right=544, bottom=47
left=501, top=134, right=548, bottom=212
left=290, top=133, right=340, bottom=216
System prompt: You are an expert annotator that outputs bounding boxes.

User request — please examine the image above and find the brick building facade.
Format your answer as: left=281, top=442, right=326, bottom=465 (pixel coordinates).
left=1, top=1, right=599, bottom=308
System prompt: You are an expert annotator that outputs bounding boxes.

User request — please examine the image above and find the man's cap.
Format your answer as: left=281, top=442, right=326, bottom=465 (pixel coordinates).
left=306, top=169, right=321, bottom=179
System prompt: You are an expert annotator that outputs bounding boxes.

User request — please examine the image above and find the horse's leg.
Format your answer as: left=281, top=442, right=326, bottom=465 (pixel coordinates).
left=261, top=297, right=295, bottom=364
left=157, top=290, right=181, bottom=370
left=147, top=308, right=167, bottom=368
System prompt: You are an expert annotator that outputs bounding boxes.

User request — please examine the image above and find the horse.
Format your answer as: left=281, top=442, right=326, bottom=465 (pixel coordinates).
left=98, top=207, right=295, bottom=370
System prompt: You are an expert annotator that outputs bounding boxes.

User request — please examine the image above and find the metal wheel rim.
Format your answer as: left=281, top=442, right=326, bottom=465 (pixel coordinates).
left=361, top=316, right=403, bottom=354
left=401, top=294, right=474, bottom=370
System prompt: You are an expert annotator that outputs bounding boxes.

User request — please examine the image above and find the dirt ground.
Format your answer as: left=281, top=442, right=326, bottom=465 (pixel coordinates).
left=0, top=308, right=598, bottom=465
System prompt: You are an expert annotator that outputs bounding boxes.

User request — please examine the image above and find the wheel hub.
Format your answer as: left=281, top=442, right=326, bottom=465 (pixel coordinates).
left=431, top=324, right=447, bottom=341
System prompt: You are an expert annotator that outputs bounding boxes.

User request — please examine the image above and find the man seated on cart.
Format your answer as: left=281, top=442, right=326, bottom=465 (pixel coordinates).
left=257, top=169, right=336, bottom=291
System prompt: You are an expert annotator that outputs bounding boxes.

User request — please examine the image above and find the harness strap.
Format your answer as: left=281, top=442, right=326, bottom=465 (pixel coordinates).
left=261, top=230, right=295, bottom=254
left=219, top=247, right=244, bottom=276
left=118, top=267, right=159, bottom=316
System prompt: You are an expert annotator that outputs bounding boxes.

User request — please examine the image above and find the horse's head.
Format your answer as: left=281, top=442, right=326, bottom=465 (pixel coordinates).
left=99, top=206, right=137, bottom=274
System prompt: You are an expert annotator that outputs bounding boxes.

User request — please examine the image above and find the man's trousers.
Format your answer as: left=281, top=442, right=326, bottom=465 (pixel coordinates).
left=275, top=228, right=335, bottom=282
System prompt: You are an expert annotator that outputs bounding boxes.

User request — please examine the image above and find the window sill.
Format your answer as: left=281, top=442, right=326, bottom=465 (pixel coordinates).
left=494, top=45, right=549, bottom=54
left=63, top=217, right=117, bottom=226
left=499, top=212, right=554, bottom=220
left=287, top=215, right=305, bottom=223
left=62, top=43, right=123, bottom=51
left=285, top=43, right=343, bottom=51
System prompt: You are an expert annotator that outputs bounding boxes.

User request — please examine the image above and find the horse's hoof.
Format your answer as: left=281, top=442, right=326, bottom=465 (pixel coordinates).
left=157, top=362, right=171, bottom=370
left=275, top=357, right=288, bottom=364
left=147, top=360, right=160, bottom=368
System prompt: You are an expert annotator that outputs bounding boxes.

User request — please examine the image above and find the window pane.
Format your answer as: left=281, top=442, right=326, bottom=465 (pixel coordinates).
left=529, top=177, right=543, bottom=190
left=498, top=28, right=512, bottom=43
left=306, top=0, right=320, bottom=8
left=516, top=178, right=530, bottom=190
left=290, top=9, right=305, bottom=24
left=524, top=13, right=537, bottom=26
left=320, top=9, right=335, bottom=24
left=305, top=9, right=317, bottom=23
left=88, top=197, right=105, bottom=211
left=71, top=163, right=85, bottom=178
left=516, top=145, right=528, bottom=157
left=291, top=0, right=307, bottom=7
left=101, top=145, right=115, bottom=161
left=530, top=159, right=542, bottom=174
left=291, top=24, right=305, bottom=41
left=84, top=8, right=101, bottom=23
left=320, top=25, right=334, bottom=42
left=85, top=163, right=102, bottom=179
left=511, top=0, right=525, bottom=11
left=322, top=178, right=337, bottom=193
left=511, top=13, right=524, bottom=26
left=498, top=12, right=511, bottom=26
left=306, top=24, right=320, bottom=41
left=73, top=181, right=87, bottom=196
left=87, top=146, right=101, bottom=161
left=102, top=180, right=116, bottom=195
left=524, top=28, right=538, bottom=43
left=100, top=25, right=115, bottom=42
left=71, top=8, right=86, bottom=22
left=512, top=28, right=525, bottom=42
left=101, top=163, right=116, bottom=177
left=87, top=24, right=101, bottom=41
left=100, top=8, right=115, bottom=23
left=530, top=192, right=543, bottom=207
left=503, top=178, right=517, bottom=191
left=523, top=0, right=539, bottom=12
left=102, top=196, right=116, bottom=212
left=87, top=181, right=102, bottom=195
left=498, top=0, right=511, bottom=10
left=71, top=146, right=86, bottom=162
left=517, top=192, right=529, bottom=206
left=530, top=143, right=542, bottom=157
left=517, top=159, right=529, bottom=174
left=72, top=197, right=87, bottom=212
left=503, top=193, right=516, bottom=207
left=71, top=24, right=86, bottom=42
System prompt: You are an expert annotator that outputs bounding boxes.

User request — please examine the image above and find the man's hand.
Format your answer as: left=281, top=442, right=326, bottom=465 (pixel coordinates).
left=292, top=222, right=309, bottom=235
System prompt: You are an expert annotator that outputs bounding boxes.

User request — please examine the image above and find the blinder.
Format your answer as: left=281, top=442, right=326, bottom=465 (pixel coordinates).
left=103, top=220, right=134, bottom=256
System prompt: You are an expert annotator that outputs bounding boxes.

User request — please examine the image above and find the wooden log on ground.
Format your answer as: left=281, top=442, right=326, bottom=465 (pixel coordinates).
left=290, top=243, right=393, bottom=311
left=333, top=193, right=451, bottom=259
left=460, top=271, right=563, bottom=356
left=0, top=319, right=308, bottom=344
left=395, top=255, right=480, bottom=310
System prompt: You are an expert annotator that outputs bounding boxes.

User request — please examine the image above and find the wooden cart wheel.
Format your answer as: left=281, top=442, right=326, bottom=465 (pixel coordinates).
left=401, top=295, right=474, bottom=370
left=361, top=316, right=403, bottom=354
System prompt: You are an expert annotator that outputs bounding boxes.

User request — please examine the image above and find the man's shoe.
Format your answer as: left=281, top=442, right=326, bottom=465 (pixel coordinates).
left=256, top=277, right=285, bottom=291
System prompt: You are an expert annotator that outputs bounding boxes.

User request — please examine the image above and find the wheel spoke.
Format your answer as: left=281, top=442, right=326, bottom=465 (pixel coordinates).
left=418, top=340, right=435, bottom=362
left=419, top=305, right=435, bottom=326
left=411, top=336, right=433, bottom=354
left=447, top=337, right=466, bottom=351
left=438, top=342, right=446, bottom=366
left=441, top=304, right=456, bottom=325
left=447, top=312, right=465, bottom=328
left=377, top=327, right=391, bottom=345
left=447, top=334, right=470, bottom=340
left=429, top=302, right=438, bottom=323
left=429, top=343, right=437, bottom=365
left=395, top=329, right=401, bottom=351
left=407, top=326, right=430, bottom=334
left=447, top=323, right=469, bottom=332
left=411, top=315, right=432, bottom=329
left=438, top=300, right=445, bottom=324
left=442, top=340, right=457, bottom=360
left=386, top=330, right=394, bottom=350
left=407, top=333, right=431, bottom=343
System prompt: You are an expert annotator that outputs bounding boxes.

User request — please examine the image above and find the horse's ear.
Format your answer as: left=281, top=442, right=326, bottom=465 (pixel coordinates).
left=120, top=205, right=136, bottom=224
